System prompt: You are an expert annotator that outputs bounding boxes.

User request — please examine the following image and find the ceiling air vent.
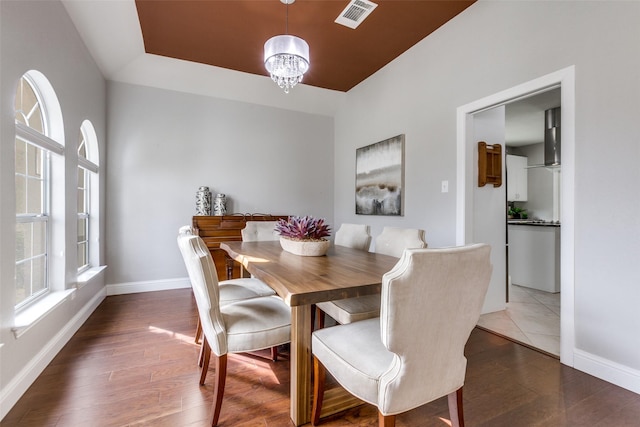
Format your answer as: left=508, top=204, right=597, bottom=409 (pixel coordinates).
left=335, top=0, right=378, bottom=29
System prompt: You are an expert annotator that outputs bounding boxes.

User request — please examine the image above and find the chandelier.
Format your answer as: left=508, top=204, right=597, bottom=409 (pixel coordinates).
left=264, top=0, right=309, bottom=94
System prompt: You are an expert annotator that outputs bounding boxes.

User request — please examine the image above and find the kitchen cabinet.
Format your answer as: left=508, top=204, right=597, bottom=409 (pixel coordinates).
left=507, top=154, right=528, bottom=201
left=508, top=224, right=560, bottom=293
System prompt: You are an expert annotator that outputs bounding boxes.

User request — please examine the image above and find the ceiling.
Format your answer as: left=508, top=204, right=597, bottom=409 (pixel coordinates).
left=505, top=88, right=561, bottom=147
left=135, top=0, right=475, bottom=92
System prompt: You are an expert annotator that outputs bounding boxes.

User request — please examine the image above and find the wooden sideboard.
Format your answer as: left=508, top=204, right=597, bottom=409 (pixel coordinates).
left=192, top=214, right=289, bottom=280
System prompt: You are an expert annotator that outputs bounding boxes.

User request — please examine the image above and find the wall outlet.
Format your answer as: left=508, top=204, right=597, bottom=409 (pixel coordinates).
left=441, top=180, right=449, bottom=193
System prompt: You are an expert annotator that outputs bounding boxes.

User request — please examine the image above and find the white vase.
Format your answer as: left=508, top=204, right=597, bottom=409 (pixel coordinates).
left=213, top=193, right=227, bottom=216
left=195, top=186, right=211, bottom=216
left=279, top=237, right=330, bottom=257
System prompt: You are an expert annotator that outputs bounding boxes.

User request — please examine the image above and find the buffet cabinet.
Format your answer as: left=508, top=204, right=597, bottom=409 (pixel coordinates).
left=192, top=214, right=288, bottom=280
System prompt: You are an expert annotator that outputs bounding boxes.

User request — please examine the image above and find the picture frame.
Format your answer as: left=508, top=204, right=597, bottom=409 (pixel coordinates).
left=355, top=134, right=405, bottom=216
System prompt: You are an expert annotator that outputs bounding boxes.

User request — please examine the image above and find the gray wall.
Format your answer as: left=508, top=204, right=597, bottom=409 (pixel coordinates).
left=106, top=82, right=334, bottom=286
left=0, top=0, right=107, bottom=415
left=333, top=0, right=640, bottom=385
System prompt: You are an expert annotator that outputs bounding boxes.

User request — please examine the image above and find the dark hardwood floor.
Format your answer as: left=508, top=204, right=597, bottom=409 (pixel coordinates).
left=3, top=289, right=640, bottom=426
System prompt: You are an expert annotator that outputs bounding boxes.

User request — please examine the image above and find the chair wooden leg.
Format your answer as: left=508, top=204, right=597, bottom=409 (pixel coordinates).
left=316, top=306, right=325, bottom=329
left=271, top=346, right=278, bottom=361
left=200, top=338, right=211, bottom=386
left=311, top=356, right=326, bottom=426
left=210, top=354, right=228, bottom=427
left=378, top=412, right=396, bottom=427
left=198, top=341, right=205, bottom=367
left=448, top=387, right=465, bottom=427
left=195, top=317, right=202, bottom=344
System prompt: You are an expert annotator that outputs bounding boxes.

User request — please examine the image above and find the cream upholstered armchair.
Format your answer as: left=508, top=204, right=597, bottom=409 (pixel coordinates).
left=334, top=223, right=372, bottom=251
left=178, top=225, right=279, bottom=359
left=311, top=244, right=492, bottom=427
left=179, top=225, right=276, bottom=302
left=315, top=226, right=426, bottom=327
left=241, top=220, right=279, bottom=242
left=177, top=233, right=291, bottom=426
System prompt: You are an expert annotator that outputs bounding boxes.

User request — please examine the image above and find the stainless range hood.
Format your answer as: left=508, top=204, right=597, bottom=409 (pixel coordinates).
left=544, top=107, right=561, bottom=166
left=528, top=106, right=561, bottom=168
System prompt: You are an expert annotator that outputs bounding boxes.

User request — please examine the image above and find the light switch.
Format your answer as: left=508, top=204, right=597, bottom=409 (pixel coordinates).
left=441, top=180, right=449, bottom=193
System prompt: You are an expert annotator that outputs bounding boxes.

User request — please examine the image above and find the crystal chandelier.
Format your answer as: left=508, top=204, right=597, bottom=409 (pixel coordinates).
left=264, top=0, right=309, bottom=94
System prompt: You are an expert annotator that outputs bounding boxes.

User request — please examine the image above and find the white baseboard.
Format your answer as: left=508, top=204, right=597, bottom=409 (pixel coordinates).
left=0, top=289, right=106, bottom=420
left=106, top=277, right=191, bottom=295
left=574, top=349, right=640, bottom=395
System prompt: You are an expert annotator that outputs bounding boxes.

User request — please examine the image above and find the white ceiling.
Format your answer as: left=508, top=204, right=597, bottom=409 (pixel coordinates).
left=505, top=88, right=561, bottom=147
left=61, top=1, right=560, bottom=127
left=61, top=0, right=346, bottom=117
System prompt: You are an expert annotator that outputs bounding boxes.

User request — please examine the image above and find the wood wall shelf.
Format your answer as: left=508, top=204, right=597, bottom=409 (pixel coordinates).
left=478, top=141, right=502, bottom=188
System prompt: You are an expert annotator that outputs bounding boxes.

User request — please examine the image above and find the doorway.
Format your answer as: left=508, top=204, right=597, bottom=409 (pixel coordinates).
left=477, top=89, right=562, bottom=357
left=456, top=67, right=575, bottom=366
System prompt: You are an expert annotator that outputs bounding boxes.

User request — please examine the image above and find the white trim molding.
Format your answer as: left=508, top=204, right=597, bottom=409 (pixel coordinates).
left=13, top=289, right=76, bottom=338
left=106, top=277, right=191, bottom=296
left=456, top=66, right=576, bottom=368
left=574, top=349, right=640, bottom=395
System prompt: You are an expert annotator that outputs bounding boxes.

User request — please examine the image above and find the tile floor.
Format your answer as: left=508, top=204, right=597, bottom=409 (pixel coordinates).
left=477, top=284, right=560, bottom=357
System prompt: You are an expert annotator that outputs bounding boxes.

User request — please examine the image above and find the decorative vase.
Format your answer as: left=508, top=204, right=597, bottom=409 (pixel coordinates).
left=279, top=237, right=330, bottom=257
left=213, top=193, right=227, bottom=216
left=195, top=186, right=211, bottom=216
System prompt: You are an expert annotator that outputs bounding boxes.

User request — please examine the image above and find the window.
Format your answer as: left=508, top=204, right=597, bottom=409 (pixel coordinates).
left=77, top=121, right=98, bottom=273
left=14, top=72, right=64, bottom=310
left=15, top=76, right=48, bottom=308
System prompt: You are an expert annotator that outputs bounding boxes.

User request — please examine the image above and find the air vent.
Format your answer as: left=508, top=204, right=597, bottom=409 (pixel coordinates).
left=335, top=0, right=378, bottom=29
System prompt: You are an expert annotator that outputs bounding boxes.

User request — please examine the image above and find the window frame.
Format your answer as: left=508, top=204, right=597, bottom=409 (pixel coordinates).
left=14, top=72, right=64, bottom=312
left=77, top=121, right=99, bottom=274
left=77, top=133, right=90, bottom=273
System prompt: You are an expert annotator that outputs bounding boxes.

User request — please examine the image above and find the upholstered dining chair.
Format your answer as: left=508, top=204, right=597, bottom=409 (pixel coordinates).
left=373, top=226, right=427, bottom=257
left=177, top=233, right=291, bottom=427
left=241, top=220, right=280, bottom=242
left=334, top=223, right=372, bottom=251
left=311, top=244, right=492, bottom=427
left=315, top=227, right=426, bottom=327
left=239, top=221, right=282, bottom=358
left=178, top=226, right=278, bottom=358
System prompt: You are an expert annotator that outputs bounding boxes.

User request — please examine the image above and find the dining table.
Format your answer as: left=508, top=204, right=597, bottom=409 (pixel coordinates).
left=220, top=240, right=399, bottom=426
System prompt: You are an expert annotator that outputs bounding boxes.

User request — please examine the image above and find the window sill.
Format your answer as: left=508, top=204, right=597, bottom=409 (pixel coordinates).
left=77, top=265, right=107, bottom=289
left=12, top=289, right=76, bottom=339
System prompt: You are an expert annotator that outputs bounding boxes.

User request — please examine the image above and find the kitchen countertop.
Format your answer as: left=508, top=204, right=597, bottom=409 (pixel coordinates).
left=508, top=220, right=561, bottom=227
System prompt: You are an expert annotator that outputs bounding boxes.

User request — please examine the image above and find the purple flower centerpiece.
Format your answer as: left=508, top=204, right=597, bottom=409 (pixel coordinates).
left=275, top=216, right=332, bottom=256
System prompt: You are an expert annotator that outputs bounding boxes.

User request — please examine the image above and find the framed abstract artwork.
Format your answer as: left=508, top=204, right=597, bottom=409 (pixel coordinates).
left=355, top=134, right=405, bottom=216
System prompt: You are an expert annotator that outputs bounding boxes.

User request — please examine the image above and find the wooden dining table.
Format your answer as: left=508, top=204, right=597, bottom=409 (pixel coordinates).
left=220, top=240, right=399, bottom=426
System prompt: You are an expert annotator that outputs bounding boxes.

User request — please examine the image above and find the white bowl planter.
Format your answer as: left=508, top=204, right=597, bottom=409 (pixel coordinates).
left=280, top=237, right=330, bottom=257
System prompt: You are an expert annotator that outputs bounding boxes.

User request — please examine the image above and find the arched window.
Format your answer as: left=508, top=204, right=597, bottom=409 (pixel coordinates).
left=14, top=71, right=64, bottom=309
left=77, top=120, right=99, bottom=272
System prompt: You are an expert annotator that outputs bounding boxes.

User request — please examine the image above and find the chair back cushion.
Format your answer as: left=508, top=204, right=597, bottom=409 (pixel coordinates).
left=378, top=244, right=492, bottom=414
left=374, top=227, right=426, bottom=257
left=334, top=223, right=372, bottom=251
left=241, top=221, right=279, bottom=242
left=177, top=232, right=228, bottom=355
